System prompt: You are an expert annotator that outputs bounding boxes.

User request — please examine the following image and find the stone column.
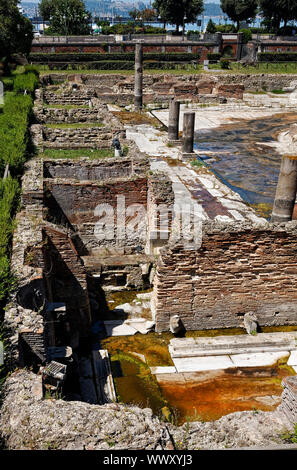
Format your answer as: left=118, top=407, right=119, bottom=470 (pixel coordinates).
left=134, top=43, right=143, bottom=110
left=271, top=154, right=297, bottom=222
left=215, top=32, right=223, bottom=54
left=236, top=32, right=244, bottom=61
left=182, top=111, right=195, bottom=153
left=168, top=100, right=180, bottom=141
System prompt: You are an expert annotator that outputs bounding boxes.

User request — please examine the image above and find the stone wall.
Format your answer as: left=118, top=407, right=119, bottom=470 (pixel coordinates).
left=153, top=221, right=297, bottom=332
left=41, top=73, right=246, bottom=104
left=43, top=72, right=297, bottom=98
left=41, top=126, right=126, bottom=148
left=34, top=107, right=103, bottom=124
left=278, top=376, right=297, bottom=426
left=43, top=157, right=149, bottom=180
left=0, top=369, right=295, bottom=450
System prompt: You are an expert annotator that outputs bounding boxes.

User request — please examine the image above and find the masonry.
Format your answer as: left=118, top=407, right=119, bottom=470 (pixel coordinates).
left=153, top=221, right=297, bottom=332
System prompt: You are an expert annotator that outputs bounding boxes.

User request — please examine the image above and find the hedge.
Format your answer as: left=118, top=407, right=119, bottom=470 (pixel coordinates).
left=207, top=53, right=221, bottom=63
left=29, top=52, right=200, bottom=63
left=258, top=52, right=297, bottom=62
left=0, top=71, right=39, bottom=307
left=13, top=72, right=39, bottom=93
left=44, top=60, right=200, bottom=71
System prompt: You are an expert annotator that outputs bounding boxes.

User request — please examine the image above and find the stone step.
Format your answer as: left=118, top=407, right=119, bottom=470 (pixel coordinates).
left=169, top=332, right=297, bottom=358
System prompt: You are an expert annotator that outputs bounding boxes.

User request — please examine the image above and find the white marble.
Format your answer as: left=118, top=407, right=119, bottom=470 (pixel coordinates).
left=230, top=351, right=290, bottom=368
left=288, top=350, right=297, bottom=366
left=150, top=366, right=177, bottom=374
left=103, top=320, right=137, bottom=336
left=172, top=355, right=234, bottom=372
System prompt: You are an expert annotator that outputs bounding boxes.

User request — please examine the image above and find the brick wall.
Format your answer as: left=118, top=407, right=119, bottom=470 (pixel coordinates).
left=43, top=224, right=91, bottom=338
left=153, top=224, right=297, bottom=332
left=45, top=177, right=148, bottom=252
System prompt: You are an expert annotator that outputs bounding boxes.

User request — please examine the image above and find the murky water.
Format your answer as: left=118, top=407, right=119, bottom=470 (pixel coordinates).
left=194, top=112, right=297, bottom=217
left=158, top=364, right=295, bottom=423
left=102, top=327, right=297, bottom=424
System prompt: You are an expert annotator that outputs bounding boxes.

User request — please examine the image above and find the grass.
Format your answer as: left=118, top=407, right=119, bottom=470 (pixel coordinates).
left=25, top=62, right=297, bottom=77
left=227, top=62, right=297, bottom=74
left=190, top=158, right=204, bottom=168
left=44, top=122, right=104, bottom=129
left=42, top=148, right=114, bottom=159
left=271, top=89, right=287, bottom=94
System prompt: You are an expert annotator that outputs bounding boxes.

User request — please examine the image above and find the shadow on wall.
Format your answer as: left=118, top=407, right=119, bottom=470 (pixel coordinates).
left=17, top=278, right=46, bottom=312
left=44, top=185, right=89, bottom=256
left=43, top=233, right=91, bottom=349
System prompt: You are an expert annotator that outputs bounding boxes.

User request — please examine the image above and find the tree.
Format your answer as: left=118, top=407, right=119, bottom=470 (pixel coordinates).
left=206, top=18, right=217, bottom=33
left=153, top=0, right=204, bottom=33
left=0, top=0, right=33, bottom=58
left=129, top=9, right=139, bottom=21
left=39, top=0, right=91, bottom=35
left=141, top=8, right=158, bottom=22
left=220, top=0, right=258, bottom=30
left=260, top=0, right=297, bottom=33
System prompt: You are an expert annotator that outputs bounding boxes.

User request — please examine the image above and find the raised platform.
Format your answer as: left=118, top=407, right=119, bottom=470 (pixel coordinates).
left=165, top=332, right=297, bottom=374
left=169, top=332, right=297, bottom=358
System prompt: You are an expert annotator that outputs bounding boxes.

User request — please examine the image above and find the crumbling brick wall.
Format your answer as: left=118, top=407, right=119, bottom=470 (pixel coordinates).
left=43, top=157, right=148, bottom=180
left=44, top=177, right=149, bottom=253
left=153, top=222, right=297, bottom=332
left=42, top=126, right=126, bottom=148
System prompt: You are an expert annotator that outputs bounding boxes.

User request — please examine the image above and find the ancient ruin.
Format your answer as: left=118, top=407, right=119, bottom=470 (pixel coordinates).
left=2, top=65, right=297, bottom=450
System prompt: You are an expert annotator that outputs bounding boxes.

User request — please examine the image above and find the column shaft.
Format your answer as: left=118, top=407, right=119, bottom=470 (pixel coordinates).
left=182, top=112, right=195, bottom=153
left=271, top=154, right=297, bottom=222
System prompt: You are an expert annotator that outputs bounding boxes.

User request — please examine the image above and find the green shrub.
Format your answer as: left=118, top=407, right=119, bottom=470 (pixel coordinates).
left=29, top=52, right=200, bottom=63
left=220, top=58, right=230, bottom=69
left=0, top=93, right=33, bottom=176
left=239, top=28, right=252, bottom=43
left=258, top=52, right=297, bottom=62
left=215, top=24, right=237, bottom=33
left=13, top=72, right=39, bottom=94
left=0, top=80, right=36, bottom=307
left=0, top=178, right=20, bottom=303
left=207, top=53, right=221, bottom=63
left=24, top=64, right=40, bottom=76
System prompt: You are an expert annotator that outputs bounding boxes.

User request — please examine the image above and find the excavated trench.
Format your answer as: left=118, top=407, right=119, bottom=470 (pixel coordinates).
left=29, top=94, right=297, bottom=425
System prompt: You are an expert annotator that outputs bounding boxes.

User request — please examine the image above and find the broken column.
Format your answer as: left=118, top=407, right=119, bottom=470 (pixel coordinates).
left=182, top=111, right=195, bottom=154
left=168, top=99, right=180, bottom=141
left=271, top=154, right=297, bottom=222
left=134, top=43, right=143, bottom=110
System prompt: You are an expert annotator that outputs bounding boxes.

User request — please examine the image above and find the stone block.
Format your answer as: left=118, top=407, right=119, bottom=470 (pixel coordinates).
left=172, top=355, right=234, bottom=372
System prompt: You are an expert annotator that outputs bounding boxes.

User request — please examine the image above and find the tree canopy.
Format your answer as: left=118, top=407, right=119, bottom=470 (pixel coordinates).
left=153, top=0, right=203, bottom=32
left=220, top=0, right=258, bottom=30
left=259, top=0, right=297, bottom=33
left=39, top=0, right=91, bottom=35
left=0, top=0, right=33, bottom=58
